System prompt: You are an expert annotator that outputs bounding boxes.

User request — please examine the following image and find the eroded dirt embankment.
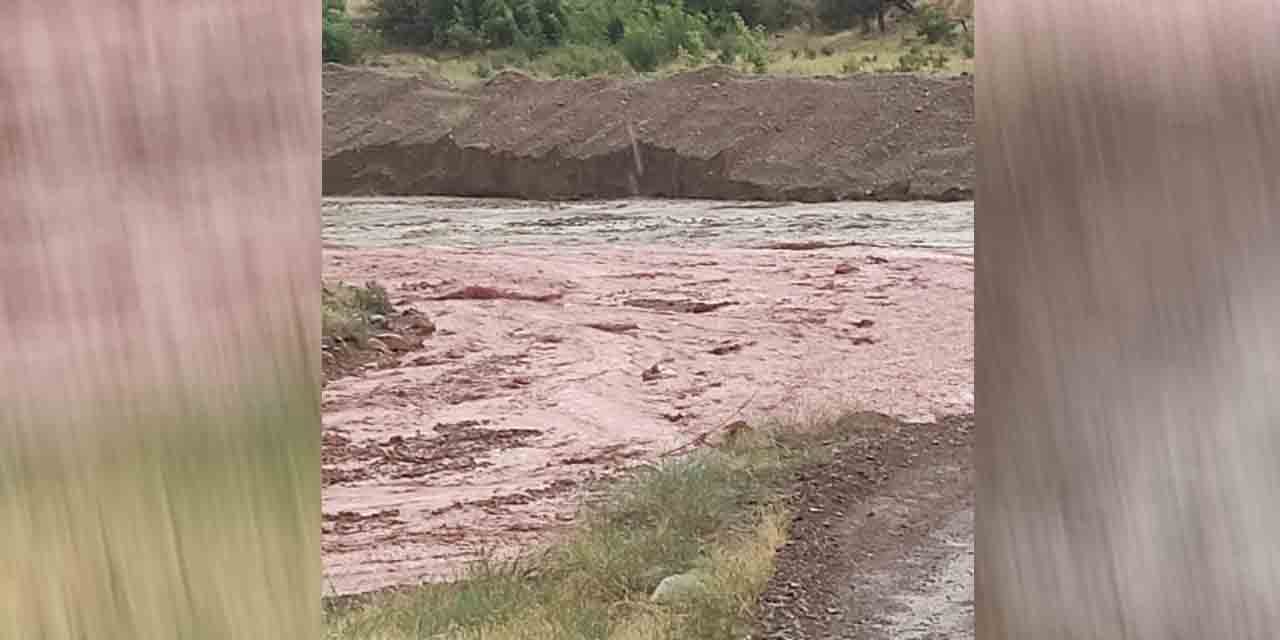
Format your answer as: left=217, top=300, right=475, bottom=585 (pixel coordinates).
left=323, top=65, right=974, bottom=202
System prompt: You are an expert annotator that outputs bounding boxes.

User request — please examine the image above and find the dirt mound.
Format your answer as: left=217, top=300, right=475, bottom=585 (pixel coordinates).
left=323, top=66, right=974, bottom=202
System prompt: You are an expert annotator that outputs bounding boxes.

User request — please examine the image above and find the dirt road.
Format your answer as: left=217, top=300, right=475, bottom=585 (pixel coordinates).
left=756, top=414, right=974, bottom=639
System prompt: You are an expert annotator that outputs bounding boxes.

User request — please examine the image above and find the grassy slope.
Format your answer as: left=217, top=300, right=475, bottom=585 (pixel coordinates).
left=352, top=23, right=972, bottom=87
left=323, top=420, right=848, bottom=640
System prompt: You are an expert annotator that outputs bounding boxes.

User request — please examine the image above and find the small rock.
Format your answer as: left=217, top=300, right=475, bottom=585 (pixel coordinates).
left=366, top=337, right=390, bottom=353
left=374, top=332, right=421, bottom=352
left=642, top=364, right=663, bottom=382
left=651, top=570, right=710, bottom=604
left=401, top=313, right=436, bottom=336
left=709, top=342, right=744, bottom=356
left=585, top=321, right=639, bottom=334
left=834, top=262, right=857, bottom=275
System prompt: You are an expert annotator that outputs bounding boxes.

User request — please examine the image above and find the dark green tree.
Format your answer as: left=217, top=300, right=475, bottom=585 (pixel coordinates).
left=817, top=0, right=915, bottom=33
left=323, top=0, right=356, bottom=63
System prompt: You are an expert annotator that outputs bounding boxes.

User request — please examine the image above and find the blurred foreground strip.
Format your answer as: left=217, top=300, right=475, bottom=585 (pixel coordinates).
left=979, top=1, right=1280, bottom=637
left=0, top=2, right=319, bottom=638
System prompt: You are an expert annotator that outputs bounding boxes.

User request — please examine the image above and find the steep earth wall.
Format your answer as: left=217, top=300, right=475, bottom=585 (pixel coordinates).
left=323, top=64, right=974, bottom=202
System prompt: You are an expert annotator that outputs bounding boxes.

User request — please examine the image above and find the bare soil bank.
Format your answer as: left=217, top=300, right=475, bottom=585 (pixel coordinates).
left=323, top=65, right=974, bottom=202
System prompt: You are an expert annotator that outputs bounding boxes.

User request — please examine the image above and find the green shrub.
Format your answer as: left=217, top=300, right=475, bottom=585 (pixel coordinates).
left=323, top=0, right=357, bottom=63
left=817, top=0, right=877, bottom=31
left=490, top=48, right=532, bottom=69
left=369, top=0, right=437, bottom=46
left=617, top=1, right=708, bottom=72
left=321, top=281, right=392, bottom=347
left=896, top=43, right=947, bottom=72
left=929, top=49, right=949, bottom=70
left=803, top=46, right=817, bottom=59
left=620, top=22, right=663, bottom=71
left=533, top=44, right=632, bottom=77
left=819, top=44, right=834, bottom=57
left=372, top=0, right=566, bottom=49
left=683, top=0, right=812, bottom=30
left=606, top=16, right=627, bottom=43
left=961, top=27, right=974, bottom=58
left=896, top=43, right=926, bottom=72
left=711, top=12, right=767, bottom=71
left=842, top=54, right=878, bottom=74
left=914, top=5, right=956, bottom=45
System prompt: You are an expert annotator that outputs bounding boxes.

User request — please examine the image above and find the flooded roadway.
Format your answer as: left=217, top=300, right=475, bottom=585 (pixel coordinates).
left=321, top=197, right=974, bottom=595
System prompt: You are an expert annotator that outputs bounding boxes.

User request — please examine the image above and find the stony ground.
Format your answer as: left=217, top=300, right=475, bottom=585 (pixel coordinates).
left=754, top=414, right=974, bottom=640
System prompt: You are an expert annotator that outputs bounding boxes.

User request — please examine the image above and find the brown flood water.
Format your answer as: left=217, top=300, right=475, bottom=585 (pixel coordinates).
left=322, top=197, right=973, bottom=596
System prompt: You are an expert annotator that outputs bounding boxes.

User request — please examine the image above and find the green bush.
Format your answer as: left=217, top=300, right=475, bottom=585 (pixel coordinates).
left=323, top=0, right=357, bottom=63
left=684, top=0, right=811, bottom=30
left=929, top=49, right=949, bottom=69
left=960, top=27, right=974, bottom=58
left=896, top=43, right=947, bottom=72
left=606, top=16, right=627, bottom=43
left=620, top=22, right=663, bottom=71
left=322, top=281, right=393, bottom=346
left=711, top=13, right=767, bottom=71
left=369, top=0, right=437, bottom=45
left=817, top=0, right=880, bottom=31
left=490, top=48, right=532, bottom=69
left=896, top=43, right=926, bottom=71
left=914, top=5, right=956, bottom=45
left=617, top=1, right=708, bottom=72
left=372, top=0, right=566, bottom=49
left=533, top=44, right=632, bottom=77
left=842, top=53, right=876, bottom=73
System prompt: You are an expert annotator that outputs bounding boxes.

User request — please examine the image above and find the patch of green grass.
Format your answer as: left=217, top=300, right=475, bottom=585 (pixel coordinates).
left=768, top=28, right=974, bottom=76
left=528, top=44, right=634, bottom=79
left=322, top=281, right=392, bottom=347
left=357, top=23, right=973, bottom=84
left=324, top=422, right=831, bottom=640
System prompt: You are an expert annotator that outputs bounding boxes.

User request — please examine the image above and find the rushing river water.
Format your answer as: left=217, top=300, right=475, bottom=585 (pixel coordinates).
left=323, top=197, right=975, bottom=254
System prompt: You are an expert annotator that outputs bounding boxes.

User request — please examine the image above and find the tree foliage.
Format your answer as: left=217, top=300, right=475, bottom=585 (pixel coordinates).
left=372, top=0, right=567, bottom=50
left=817, top=0, right=914, bottom=33
left=323, top=0, right=357, bottom=63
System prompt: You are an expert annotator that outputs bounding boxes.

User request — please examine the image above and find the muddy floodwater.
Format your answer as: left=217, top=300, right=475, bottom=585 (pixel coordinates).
left=322, top=197, right=974, bottom=596
left=323, top=197, right=974, bottom=254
